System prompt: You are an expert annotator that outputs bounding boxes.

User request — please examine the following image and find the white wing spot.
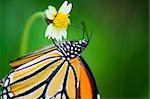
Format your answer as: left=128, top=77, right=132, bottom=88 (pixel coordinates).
left=75, top=48, right=77, bottom=50
left=3, top=89, right=6, bottom=94
left=71, top=47, right=73, bottom=50
left=55, top=93, right=61, bottom=98
left=74, top=52, right=77, bottom=54
left=8, top=93, right=13, bottom=97
left=77, top=82, right=79, bottom=88
left=4, top=79, right=9, bottom=87
left=66, top=45, right=70, bottom=49
left=62, top=57, right=66, bottom=60
left=77, top=49, right=80, bottom=51
left=79, top=40, right=82, bottom=44
left=97, top=94, right=100, bottom=99
left=62, top=93, right=66, bottom=99
left=71, top=50, right=74, bottom=53
left=71, top=55, right=75, bottom=58
left=67, top=57, right=70, bottom=60
left=7, top=87, right=10, bottom=91
left=3, top=94, right=7, bottom=99
left=67, top=52, right=70, bottom=56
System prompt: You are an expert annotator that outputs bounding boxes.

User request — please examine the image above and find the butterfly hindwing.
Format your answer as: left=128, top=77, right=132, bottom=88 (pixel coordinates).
left=79, top=56, right=100, bottom=99
left=70, top=56, right=100, bottom=99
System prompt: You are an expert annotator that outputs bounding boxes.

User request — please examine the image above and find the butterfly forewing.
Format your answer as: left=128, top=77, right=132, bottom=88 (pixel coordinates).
left=10, top=46, right=57, bottom=68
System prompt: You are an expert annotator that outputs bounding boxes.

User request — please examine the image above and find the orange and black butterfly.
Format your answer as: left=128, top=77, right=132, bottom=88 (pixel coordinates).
left=0, top=23, right=100, bottom=99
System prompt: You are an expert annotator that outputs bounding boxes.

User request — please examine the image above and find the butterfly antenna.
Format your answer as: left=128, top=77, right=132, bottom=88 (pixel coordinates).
left=70, top=24, right=84, bottom=39
left=51, top=38, right=58, bottom=48
left=82, top=25, right=85, bottom=39
left=89, top=30, right=93, bottom=42
left=81, top=22, right=90, bottom=42
left=70, top=23, right=90, bottom=41
left=51, top=38, right=62, bottom=52
left=50, top=38, right=66, bottom=56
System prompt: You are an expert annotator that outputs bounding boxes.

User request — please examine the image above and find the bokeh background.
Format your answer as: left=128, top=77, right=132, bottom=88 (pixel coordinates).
left=0, top=0, right=149, bottom=99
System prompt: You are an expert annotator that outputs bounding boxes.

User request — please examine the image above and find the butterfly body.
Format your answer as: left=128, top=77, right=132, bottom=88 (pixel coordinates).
left=1, top=39, right=100, bottom=99
left=58, top=39, right=88, bottom=60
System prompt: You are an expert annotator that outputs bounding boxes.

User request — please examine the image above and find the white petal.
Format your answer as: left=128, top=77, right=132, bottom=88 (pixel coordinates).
left=51, top=27, right=58, bottom=39
left=48, top=35, right=51, bottom=39
left=55, top=30, right=61, bottom=41
left=45, top=24, right=53, bottom=38
left=59, top=1, right=72, bottom=14
left=48, top=5, right=57, bottom=15
left=62, top=29, right=67, bottom=39
left=45, top=10, right=53, bottom=20
left=58, top=31, right=63, bottom=41
left=58, top=1, right=68, bottom=13
left=65, top=3, right=72, bottom=14
left=55, top=36, right=60, bottom=41
left=45, top=6, right=57, bottom=20
left=59, top=34, right=62, bottom=41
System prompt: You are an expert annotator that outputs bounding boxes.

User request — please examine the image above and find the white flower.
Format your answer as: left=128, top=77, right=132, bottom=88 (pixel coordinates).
left=45, top=1, right=72, bottom=41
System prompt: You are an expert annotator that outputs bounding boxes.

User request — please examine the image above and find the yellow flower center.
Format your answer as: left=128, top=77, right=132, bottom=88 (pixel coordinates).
left=53, top=13, right=70, bottom=29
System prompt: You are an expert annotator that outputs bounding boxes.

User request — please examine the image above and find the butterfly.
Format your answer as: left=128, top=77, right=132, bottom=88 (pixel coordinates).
left=0, top=23, right=100, bottom=99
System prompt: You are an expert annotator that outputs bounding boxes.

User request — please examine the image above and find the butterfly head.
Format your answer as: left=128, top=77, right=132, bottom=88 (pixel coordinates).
left=59, top=39, right=88, bottom=60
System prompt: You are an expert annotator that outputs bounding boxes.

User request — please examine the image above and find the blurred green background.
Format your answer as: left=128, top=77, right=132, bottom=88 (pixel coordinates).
left=0, top=0, right=149, bottom=99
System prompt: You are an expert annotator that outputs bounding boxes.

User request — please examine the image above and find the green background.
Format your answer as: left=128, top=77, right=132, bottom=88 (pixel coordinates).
left=0, top=0, right=149, bottom=99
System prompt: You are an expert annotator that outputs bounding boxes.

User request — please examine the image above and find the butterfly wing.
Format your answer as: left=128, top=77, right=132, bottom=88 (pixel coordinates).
left=1, top=45, right=99, bottom=99
left=2, top=47, right=78, bottom=99
left=40, top=56, right=99, bottom=99
left=10, top=45, right=56, bottom=69
left=79, top=56, right=100, bottom=99
left=69, top=56, right=100, bottom=99
left=1, top=46, right=68, bottom=98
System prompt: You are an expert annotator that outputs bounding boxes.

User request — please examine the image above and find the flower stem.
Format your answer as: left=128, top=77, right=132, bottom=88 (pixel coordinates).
left=20, top=12, right=44, bottom=56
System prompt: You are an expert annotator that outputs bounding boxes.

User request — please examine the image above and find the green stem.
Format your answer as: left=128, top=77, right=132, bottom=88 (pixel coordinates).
left=20, top=12, right=44, bottom=56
